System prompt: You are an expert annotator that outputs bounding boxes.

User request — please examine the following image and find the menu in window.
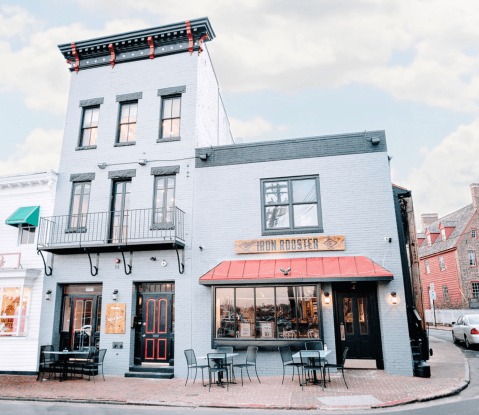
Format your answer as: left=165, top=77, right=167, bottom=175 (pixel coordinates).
left=240, top=323, right=251, bottom=338
left=105, top=303, right=126, bottom=334
left=260, top=322, right=274, bottom=338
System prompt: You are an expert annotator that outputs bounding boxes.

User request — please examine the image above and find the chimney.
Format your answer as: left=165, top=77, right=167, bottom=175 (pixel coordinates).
left=421, top=213, right=438, bottom=230
left=471, top=183, right=479, bottom=211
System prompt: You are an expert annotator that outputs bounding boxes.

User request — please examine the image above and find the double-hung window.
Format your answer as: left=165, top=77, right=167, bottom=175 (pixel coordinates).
left=262, top=176, right=322, bottom=235
left=69, top=182, right=91, bottom=229
left=443, top=286, right=449, bottom=301
left=18, top=225, right=36, bottom=245
left=118, top=101, right=138, bottom=143
left=425, top=259, right=430, bottom=274
left=472, top=282, right=479, bottom=299
left=441, top=229, right=446, bottom=241
left=161, top=96, right=181, bottom=139
left=153, top=175, right=175, bottom=227
left=426, top=235, right=432, bottom=247
left=0, top=287, right=31, bottom=337
left=472, top=229, right=477, bottom=239
left=439, top=256, right=446, bottom=271
left=80, top=106, right=100, bottom=147
left=469, top=251, right=477, bottom=267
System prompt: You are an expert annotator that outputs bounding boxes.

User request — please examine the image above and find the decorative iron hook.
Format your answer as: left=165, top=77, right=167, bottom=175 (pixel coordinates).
left=85, top=249, right=98, bottom=276
left=120, top=250, right=132, bottom=275
left=174, top=244, right=185, bottom=274
left=37, top=250, right=53, bottom=276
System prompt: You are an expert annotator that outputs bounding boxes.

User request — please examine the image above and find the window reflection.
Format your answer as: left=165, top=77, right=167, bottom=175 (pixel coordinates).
left=215, top=288, right=235, bottom=338
left=276, top=287, right=296, bottom=338
left=255, top=288, right=275, bottom=338
left=236, top=288, right=254, bottom=338
left=358, top=297, right=368, bottom=335
left=296, top=286, right=318, bottom=338
left=343, top=298, right=354, bottom=334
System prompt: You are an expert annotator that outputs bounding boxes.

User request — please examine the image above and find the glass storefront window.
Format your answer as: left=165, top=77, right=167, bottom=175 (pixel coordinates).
left=343, top=298, right=354, bottom=334
left=0, top=287, right=31, bottom=336
left=215, top=285, right=319, bottom=340
left=215, top=288, right=235, bottom=338
left=62, top=296, right=72, bottom=332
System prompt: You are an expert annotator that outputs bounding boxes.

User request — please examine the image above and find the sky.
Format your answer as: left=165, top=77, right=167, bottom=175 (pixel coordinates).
left=1, top=0, right=479, bottom=223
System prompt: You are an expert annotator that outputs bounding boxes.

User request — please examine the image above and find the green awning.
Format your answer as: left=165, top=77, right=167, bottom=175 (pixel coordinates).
left=5, top=206, right=40, bottom=227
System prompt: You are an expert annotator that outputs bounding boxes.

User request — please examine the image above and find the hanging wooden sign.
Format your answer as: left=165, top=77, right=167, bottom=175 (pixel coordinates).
left=234, top=235, right=345, bottom=254
left=105, top=303, right=126, bottom=334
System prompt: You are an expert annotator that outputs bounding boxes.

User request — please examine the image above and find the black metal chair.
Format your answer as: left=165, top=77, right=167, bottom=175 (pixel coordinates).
left=184, top=349, right=208, bottom=386
left=232, top=346, right=260, bottom=386
left=83, top=349, right=107, bottom=382
left=37, top=345, right=59, bottom=381
left=299, top=350, right=324, bottom=391
left=278, top=346, right=303, bottom=385
left=207, top=353, right=229, bottom=391
left=68, top=347, right=95, bottom=379
left=305, top=341, right=328, bottom=365
left=324, top=347, right=349, bottom=389
left=217, top=346, right=235, bottom=381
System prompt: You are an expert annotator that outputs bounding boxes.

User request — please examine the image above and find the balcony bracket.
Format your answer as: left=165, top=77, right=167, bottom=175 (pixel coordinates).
left=85, top=249, right=99, bottom=276
left=174, top=244, right=185, bottom=274
left=37, top=250, right=53, bottom=276
left=120, top=250, right=132, bottom=275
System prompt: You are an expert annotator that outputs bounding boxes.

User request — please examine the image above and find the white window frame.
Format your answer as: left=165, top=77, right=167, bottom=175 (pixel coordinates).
left=469, top=251, right=477, bottom=267
left=427, top=235, right=432, bottom=247
left=0, top=286, right=31, bottom=337
left=441, top=229, right=446, bottom=241
left=17, top=225, right=36, bottom=245
left=425, top=259, right=430, bottom=274
left=439, top=256, right=446, bottom=271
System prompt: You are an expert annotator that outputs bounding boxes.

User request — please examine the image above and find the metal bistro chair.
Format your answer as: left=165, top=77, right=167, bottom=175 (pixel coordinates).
left=37, top=345, right=59, bottom=381
left=278, top=346, right=303, bottom=385
left=324, top=347, right=349, bottom=389
left=217, top=346, right=235, bottom=382
left=305, top=341, right=328, bottom=366
left=207, top=353, right=230, bottom=391
left=68, top=347, right=95, bottom=379
left=184, top=349, right=208, bottom=386
left=83, top=349, right=107, bottom=383
left=233, top=346, right=261, bottom=386
left=299, top=350, right=324, bottom=391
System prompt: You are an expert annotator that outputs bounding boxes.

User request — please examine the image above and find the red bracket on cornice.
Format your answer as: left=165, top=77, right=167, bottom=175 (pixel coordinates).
left=108, top=43, right=116, bottom=68
left=147, top=36, right=155, bottom=59
left=71, top=43, right=79, bottom=73
left=198, top=34, right=209, bottom=55
left=185, top=21, right=193, bottom=55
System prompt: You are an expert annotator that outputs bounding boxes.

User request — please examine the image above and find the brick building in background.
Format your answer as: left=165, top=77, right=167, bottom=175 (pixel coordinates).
left=418, top=184, right=479, bottom=310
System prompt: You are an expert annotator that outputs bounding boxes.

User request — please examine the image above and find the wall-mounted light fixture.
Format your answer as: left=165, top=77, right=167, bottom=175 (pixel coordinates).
left=138, top=159, right=147, bottom=166
left=98, top=162, right=106, bottom=169
left=115, top=258, right=121, bottom=264
left=391, top=292, right=398, bottom=305
left=45, top=290, right=52, bottom=301
left=112, top=289, right=119, bottom=301
left=324, top=292, right=331, bottom=304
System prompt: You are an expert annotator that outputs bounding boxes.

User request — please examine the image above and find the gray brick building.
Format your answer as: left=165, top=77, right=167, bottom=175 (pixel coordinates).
left=37, top=18, right=417, bottom=380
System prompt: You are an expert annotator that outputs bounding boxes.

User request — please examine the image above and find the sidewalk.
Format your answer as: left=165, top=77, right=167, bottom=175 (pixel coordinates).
left=0, top=338, right=469, bottom=411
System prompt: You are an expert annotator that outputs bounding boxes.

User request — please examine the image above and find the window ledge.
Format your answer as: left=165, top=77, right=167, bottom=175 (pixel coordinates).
left=262, top=228, right=324, bottom=237
left=213, top=338, right=315, bottom=351
left=75, top=145, right=97, bottom=151
left=157, top=136, right=181, bottom=143
left=114, top=142, right=136, bottom=147
left=65, top=228, right=87, bottom=234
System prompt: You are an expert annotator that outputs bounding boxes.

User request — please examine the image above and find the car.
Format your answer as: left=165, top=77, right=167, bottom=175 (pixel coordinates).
left=452, top=314, right=479, bottom=349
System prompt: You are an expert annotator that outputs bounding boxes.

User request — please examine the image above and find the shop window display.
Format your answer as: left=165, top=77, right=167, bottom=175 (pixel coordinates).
left=0, top=287, right=31, bottom=336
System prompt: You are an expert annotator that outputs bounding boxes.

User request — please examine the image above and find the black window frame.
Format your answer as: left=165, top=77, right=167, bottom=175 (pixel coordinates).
left=472, top=282, right=479, bottom=299
left=212, top=284, right=322, bottom=350
left=68, top=181, right=91, bottom=231
left=158, top=94, right=182, bottom=142
left=78, top=105, right=100, bottom=149
left=116, top=100, right=138, bottom=145
left=260, top=175, right=323, bottom=236
left=152, top=174, right=176, bottom=229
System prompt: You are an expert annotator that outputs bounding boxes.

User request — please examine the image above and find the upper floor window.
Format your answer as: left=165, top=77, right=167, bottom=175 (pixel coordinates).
left=161, top=96, right=181, bottom=139
left=80, top=106, right=100, bottom=147
left=441, top=229, right=446, bottom=241
left=427, top=235, right=432, bottom=246
left=472, top=282, right=479, bottom=299
left=153, top=175, right=175, bottom=226
left=69, top=182, right=91, bottom=229
left=18, top=225, right=36, bottom=245
left=261, top=176, right=322, bottom=235
left=118, top=101, right=138, bottom=143
left=425, top=259, right=430, bottom=274
left=469, top=251, right=477, bottom=267
left=443, top=285, right=449, bottom=301
left=439, top=256, right=446, bottom=271
left=472, top=229, right=477, bottom=239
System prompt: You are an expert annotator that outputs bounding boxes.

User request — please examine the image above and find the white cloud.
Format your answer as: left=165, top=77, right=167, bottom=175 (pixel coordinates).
left=73, top=0, right=479, bottom=114
left=277, top=125, right=289, bottom=132
left=0, top=128, right=63, bottom=175
left=399, top=118, right=479, bottom=217
left=229, top=116, right=273, bottom=139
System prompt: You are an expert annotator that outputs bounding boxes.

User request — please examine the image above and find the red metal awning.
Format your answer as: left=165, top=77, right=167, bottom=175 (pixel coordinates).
left=199, top=256, right=393, bottom=285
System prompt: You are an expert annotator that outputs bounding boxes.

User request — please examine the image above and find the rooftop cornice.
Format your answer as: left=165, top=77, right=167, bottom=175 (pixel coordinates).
left=0, top=171, right=57, bottom=189
left=58, top=17, right=215, bottom=72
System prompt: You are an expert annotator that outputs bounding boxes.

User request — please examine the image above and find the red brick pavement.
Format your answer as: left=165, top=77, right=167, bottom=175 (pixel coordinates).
left=0, top=338, right=468, bottom=410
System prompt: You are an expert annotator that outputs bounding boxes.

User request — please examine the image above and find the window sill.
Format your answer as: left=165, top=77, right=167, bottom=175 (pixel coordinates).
left=65, top=228, right=87, bottom=234
left=157, top=136, right=181, bottom=143
left=75, top=145, right=97, bottom=151
left=0, top=335, right=27, bottom=339
left=261, top=228, right=324, bottom=237
left=114, top=142, right=136, bottom=147
left=213, top=338, right=315, bottom=351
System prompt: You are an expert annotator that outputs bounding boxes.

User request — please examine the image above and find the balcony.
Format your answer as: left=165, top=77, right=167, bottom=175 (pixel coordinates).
left=37, top=207, right=185, bottom=254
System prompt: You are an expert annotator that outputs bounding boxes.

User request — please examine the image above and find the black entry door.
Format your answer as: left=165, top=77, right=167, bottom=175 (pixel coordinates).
left=334, top=283, right=383, bottom=368
left=140, top=293, right=174, bottom=363
left=110, top=180, right=131, bottom=243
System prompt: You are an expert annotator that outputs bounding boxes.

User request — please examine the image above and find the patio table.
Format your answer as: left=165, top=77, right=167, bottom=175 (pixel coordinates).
left=292, top=350, right=331, bottom=386
left=43, top=351, right=89, bottom=382
left=197, top=353, right=239, bottom=387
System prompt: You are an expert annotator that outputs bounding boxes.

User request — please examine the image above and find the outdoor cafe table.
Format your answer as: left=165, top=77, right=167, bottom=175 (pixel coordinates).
left=292, top=350, right=332, bottom=386
left=197, top=353, right=239, bottom=387
left=43, top=351, right=89, bottom=381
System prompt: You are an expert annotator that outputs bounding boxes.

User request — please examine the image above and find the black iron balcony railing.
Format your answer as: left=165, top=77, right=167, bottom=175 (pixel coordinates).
left=37, top=207, right=185, bottom=254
